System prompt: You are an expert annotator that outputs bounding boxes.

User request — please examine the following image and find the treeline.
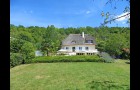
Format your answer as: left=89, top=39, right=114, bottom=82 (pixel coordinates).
left=10, top=24, right=130, bottom=67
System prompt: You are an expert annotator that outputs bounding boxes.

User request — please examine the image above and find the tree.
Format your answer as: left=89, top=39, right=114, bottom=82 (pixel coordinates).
left=21, top=42, right=35, bottom=63
left=105, top=33, right=128, bottom=58
left=40, top=25, right=62, bottom=56
left=17, top=31, right=35, bottom=43
left=10, top=38, right=25, bottom=53
left=10, top=53, right=23, bottom=67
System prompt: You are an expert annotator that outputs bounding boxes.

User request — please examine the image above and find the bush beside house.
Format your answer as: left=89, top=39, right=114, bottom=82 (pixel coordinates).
left=99, top=52, right=115, bottom=63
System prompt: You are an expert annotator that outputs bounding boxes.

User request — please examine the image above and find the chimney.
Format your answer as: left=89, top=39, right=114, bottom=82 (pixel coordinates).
left=82, top=32, right=84, bottom=38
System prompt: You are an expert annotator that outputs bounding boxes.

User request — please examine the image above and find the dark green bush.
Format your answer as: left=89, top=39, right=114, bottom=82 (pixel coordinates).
left=99, top=52, right=114, bottom=63
left=32, top=55, right=104, bottom=63
left=10, top=53, right=23, bottom=68
left=23, top=52, right=35, bottom=63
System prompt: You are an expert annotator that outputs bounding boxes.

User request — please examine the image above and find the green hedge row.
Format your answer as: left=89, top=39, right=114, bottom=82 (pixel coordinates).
left=31, top=55, right=104, bottom=63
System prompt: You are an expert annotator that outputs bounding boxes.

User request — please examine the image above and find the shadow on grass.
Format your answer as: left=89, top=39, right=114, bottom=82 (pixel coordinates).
left=87, top=80, right=130, bottom=90
left=125, top=61, right=130, bottom=64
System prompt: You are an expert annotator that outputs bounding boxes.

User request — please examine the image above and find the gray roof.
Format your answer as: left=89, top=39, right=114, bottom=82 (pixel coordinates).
left=62, top=34, right=96, bottom=45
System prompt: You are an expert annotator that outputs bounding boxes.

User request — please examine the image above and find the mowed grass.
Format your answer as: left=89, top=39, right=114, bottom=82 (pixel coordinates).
left=10, top=60, right=130, bottom=90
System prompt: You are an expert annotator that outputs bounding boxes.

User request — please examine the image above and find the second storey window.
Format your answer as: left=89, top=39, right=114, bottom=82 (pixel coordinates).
left=66, top=47, right=69, bottom=50
left=86, top=40, right=93, bottom=43
left=79, top=47, right=82, bottom=51
left=85, top=47, right=89, bottom=51
left=71, top=40, right=76, bottom=44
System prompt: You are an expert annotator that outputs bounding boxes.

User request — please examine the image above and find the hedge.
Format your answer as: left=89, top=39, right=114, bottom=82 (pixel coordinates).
left=31, top=55, right=104, bottom=63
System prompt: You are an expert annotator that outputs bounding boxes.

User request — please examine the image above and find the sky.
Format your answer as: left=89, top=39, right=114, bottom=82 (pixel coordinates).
left=10, top=0, right=130, bottom=28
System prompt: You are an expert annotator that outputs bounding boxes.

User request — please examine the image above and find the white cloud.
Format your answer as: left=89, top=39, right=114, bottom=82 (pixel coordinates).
left=23, top=10, right=33, bottom=14
left=86, top=11, right=91, bottom=14
left=75, top=10, right=93, bottom=15
left=116, top=12, right=130, bottom=21
left=122, top=21, right=126, bottom=24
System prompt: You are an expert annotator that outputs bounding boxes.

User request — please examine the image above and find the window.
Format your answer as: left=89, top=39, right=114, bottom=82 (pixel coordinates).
left=79, top=47, right=82, bottom=50
left=71, top=40, right=76, bottom=44
left=76, top=53, right=84, bottom=55
left=87, top=53, right=94, bottom=55
left=85, top=47, right=89, bottom=51
left=86, top=40, right=93, bottom=43
left=66, top=47, right=69, bottom=50
left=72, top=47, right=75, bottom=52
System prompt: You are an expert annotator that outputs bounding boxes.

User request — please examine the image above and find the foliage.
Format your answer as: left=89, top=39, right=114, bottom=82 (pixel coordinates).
left=10, top=36, right=35, bottom=67
left=10, top=53, right=23, bottom=68
left=99, top=52, right=114, bottom=63
left=10, top=38, right=25, bottom=53
left=100, top=0, right=130, bottom=26
left=105, top=34, right=128, bottom=57
left=121, top=48, right=130, bottom=60
left=96, top=27, right=130, bottom=58
left=40, top=25, right=61, bottom=55
left=21, top=42, right=35, bottom=63
left=32, top=55, right=103, bottom=63
left=16, top=31, right=35, bottom=43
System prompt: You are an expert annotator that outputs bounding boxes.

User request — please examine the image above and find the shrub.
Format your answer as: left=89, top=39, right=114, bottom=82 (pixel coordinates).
left=20, top=42, right=35, bottom=64
left=21, top=52, right=35, bottom=64
left=99, top=52, right=114, bottom=63
left=31, top=55, right=104, bottom=63
left=10, top=53, right=23, bottom=68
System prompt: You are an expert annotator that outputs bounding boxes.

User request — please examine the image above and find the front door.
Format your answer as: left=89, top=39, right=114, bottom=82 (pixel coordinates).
left=72, top=47, right=75, bottom=52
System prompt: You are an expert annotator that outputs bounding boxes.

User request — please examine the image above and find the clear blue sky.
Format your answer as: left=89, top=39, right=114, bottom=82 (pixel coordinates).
left=10, top=0, right=129, bottom=28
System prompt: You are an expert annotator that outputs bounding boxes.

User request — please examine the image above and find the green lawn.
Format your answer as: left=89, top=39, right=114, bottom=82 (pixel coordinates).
left=10, top=60, right=130, bottom=90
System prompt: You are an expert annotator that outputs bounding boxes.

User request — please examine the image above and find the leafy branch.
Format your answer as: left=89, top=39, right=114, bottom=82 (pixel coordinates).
left=101, top=12, right=130, bottom=26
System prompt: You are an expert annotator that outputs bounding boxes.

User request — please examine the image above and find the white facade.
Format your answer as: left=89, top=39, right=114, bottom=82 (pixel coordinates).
left=58, top=45, right=98, bottom=55
left=62, top=45, right=97, bottom=52
left=35, top=50, right=43, bottom=56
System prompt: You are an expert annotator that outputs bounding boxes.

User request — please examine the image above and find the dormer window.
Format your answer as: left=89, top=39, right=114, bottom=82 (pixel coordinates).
left=71, top=40, right=76, bottom=44
left=85, top=40, right=93, bottom=43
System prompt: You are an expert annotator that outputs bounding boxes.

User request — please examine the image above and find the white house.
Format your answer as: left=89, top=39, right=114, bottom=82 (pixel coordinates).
left=35, top=50, right=43, bottom=56
left=57, top=32, right=98, bottom=55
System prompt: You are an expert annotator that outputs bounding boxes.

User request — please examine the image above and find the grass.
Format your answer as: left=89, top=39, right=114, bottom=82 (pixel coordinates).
left=10, top=60, right=130, bottom=90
